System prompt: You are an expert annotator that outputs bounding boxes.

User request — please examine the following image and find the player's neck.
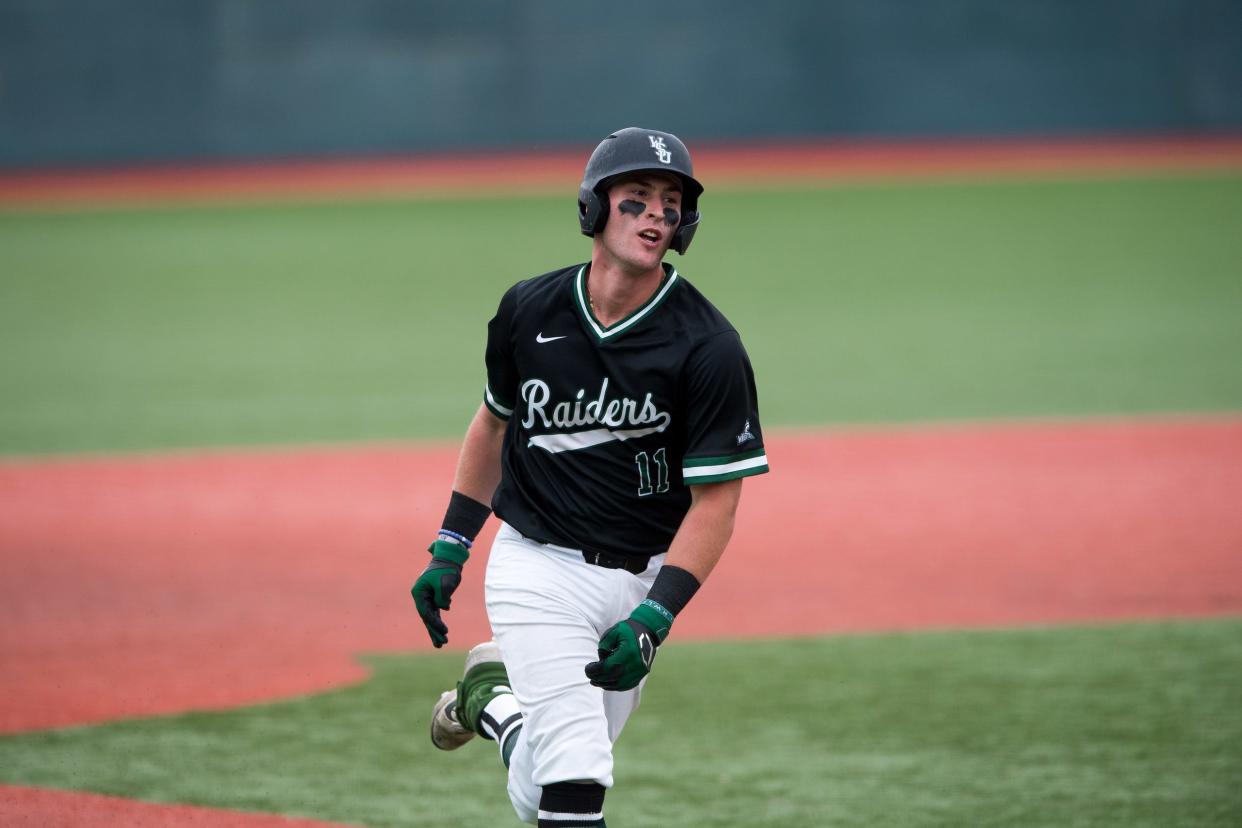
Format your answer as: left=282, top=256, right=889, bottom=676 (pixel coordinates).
left=585, top=258, right=666, bottom=328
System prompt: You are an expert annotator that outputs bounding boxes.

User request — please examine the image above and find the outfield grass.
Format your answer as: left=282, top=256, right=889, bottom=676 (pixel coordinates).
left=2, top=173, right=1240, bottom=455
left=0, top=619, right=1238, bottom=827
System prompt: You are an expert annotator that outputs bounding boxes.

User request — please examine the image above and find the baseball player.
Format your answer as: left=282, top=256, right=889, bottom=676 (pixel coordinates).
left=411, top=127, right=768, bottom=827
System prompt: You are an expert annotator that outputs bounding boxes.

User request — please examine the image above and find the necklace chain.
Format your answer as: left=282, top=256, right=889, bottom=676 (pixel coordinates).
left=586, top=279, right=599, bottom=316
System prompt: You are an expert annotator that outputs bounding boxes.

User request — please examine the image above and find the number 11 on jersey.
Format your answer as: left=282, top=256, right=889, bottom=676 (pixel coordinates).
left=635, top=448, right=670, bottom=496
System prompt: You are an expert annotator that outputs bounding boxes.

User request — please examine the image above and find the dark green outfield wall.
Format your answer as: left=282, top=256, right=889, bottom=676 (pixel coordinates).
left=2, top=0, right=1240, bottom=169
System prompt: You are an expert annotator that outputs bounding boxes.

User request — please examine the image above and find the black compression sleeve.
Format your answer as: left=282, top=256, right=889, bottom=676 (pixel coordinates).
left=441, top=491, right=492, bottom=542
left=646, top=565, right=701, bottom=617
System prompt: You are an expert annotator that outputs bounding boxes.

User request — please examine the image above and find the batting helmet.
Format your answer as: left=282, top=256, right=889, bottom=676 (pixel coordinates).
left=577, top=127, right=704, bottom=255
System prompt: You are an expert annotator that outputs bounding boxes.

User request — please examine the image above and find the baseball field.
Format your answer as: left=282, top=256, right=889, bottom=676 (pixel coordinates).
left=1, top=141, right=1241, bottom=826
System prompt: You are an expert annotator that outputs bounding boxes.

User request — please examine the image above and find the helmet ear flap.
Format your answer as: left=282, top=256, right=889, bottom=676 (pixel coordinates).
left=670, top=209, right=700, bottom=255
left=578, top=185, right=608, bottom=237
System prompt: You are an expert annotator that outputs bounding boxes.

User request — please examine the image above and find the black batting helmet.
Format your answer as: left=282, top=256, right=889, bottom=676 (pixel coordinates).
left=577, top=127, right=704, bottom=255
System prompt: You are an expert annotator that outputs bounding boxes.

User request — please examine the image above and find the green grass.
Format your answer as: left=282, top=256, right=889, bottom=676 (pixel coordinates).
left=4, top=174, right=1239, bottom=827
left=0, top=619, right=1238, bottom=826
left=2, top=173, right=1241, bottom=455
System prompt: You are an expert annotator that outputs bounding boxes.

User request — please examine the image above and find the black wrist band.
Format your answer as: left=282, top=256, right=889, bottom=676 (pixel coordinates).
left=646, top=565, right=701, bottom=617
left=441, top=490, right=492, bottom=542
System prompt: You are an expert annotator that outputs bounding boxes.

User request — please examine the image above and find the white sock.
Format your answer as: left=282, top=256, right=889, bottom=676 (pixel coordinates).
left=478, top=690, right=524, bottom=765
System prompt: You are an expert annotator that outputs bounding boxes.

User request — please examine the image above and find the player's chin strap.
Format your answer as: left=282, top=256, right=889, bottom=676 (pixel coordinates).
left=584, top=565, right=701, bottom=691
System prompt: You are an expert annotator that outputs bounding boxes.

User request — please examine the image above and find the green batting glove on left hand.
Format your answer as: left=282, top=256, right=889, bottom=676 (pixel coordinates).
left=411, top=540, right=469, bottom=648
left=585, top=600, right=674, bottom=691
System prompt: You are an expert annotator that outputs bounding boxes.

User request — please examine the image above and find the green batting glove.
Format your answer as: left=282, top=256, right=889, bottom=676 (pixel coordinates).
left=584, top=600, right=674, bottom=691
left=410, top=540, right=470, bottom=648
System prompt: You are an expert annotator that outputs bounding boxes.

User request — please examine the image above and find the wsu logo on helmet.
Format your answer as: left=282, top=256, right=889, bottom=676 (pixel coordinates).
left=649, top=135, right=672, bottom=164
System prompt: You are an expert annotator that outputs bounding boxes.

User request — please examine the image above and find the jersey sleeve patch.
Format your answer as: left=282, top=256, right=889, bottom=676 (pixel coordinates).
left=681, top=447, right=769, bottom=484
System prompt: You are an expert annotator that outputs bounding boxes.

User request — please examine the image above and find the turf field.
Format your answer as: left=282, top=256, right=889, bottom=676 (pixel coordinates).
left=2, top=173, right=1241, bottom=454
left=1, top=168, right=1241, bottom=826
left=1, top=621, right=1239, bottom=826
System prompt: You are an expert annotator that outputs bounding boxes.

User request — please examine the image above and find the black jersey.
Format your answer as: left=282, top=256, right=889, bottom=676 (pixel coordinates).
left=482, top=262, right=768, bottom=559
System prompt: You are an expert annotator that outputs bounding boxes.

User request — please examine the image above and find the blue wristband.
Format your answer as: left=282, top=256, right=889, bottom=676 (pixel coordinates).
left=437, top=529, right=473, bottom=549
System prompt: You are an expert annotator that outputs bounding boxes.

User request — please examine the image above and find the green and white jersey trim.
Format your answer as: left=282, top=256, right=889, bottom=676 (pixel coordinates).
left=574, top=264, right=680, bottom=341
left=484, top=384, right=513, bottom=420
left=681, top=448, right=770, bottom=484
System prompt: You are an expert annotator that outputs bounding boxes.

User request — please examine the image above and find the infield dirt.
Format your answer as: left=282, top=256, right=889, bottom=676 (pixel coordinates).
left=4, top=418, right=1240, bottom=737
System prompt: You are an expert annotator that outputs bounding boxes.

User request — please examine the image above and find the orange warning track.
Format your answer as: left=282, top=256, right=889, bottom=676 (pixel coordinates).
left=2, top=135, right=1241, bottom=208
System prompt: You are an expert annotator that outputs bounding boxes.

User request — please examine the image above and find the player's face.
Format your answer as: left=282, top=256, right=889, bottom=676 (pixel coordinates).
left=598, top=174, right=683, bottom=275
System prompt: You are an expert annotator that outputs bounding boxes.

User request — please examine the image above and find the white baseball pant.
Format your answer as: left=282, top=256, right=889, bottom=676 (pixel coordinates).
left=484, top=521, right=664, bottom=824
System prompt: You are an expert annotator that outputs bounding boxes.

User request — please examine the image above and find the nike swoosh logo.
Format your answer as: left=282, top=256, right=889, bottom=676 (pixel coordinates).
left=536, top=333, right=568, bottom=343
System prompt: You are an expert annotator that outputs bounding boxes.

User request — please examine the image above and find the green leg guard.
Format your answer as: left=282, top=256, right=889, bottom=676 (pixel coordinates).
left=457, top=660, right=511, bottom=735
